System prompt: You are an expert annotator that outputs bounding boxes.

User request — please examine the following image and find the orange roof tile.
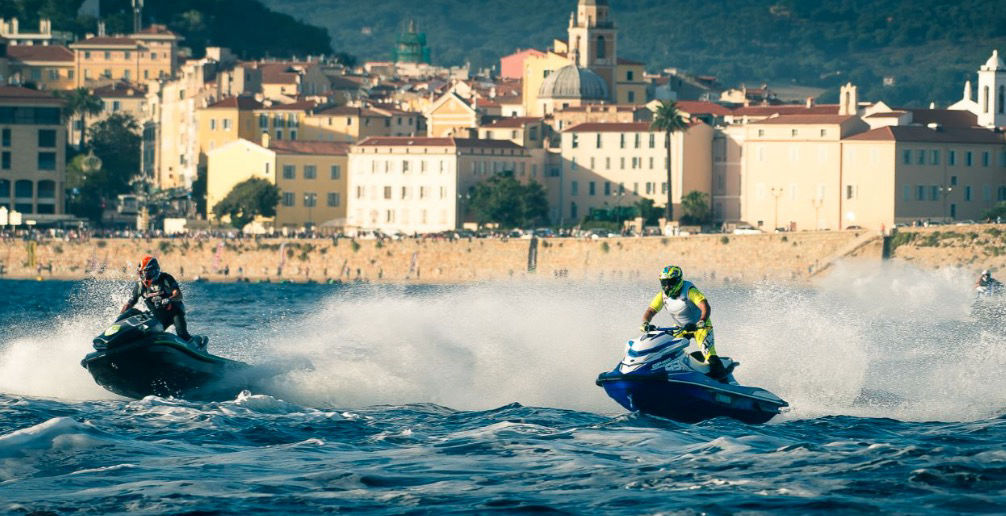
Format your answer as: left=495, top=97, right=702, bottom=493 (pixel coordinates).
left=269, top=140, right=349, bottom=155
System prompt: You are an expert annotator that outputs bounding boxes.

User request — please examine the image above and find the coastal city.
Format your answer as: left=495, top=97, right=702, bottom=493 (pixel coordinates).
left=1, top=0, right=1004, bottom=242
left=2, top=1, right=1006, bottom=514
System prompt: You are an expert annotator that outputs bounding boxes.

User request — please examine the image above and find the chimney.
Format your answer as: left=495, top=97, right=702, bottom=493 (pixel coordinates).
left=97, top=21, right=106, bottom=37
left=261, top=132, right=270, bottom=148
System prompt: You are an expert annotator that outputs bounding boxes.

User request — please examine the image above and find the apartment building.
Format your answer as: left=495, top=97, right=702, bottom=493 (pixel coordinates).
left=558, top=121, right=713, bottom=223
left=347, top=137, right=538, bottom=233
left=70, top=25, right=180, bottom=86
left=206, top=135, right=348, bottom=229
left=0, top=87, right=66, bottom=217
left=5, top=45, right=74, bottom=90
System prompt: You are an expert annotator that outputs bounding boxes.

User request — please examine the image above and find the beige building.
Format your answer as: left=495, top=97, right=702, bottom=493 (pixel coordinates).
left=522, top=51, right=573, bottom=117
left=552, top=103, right=651, bottom=131
left=254, top=61, right=330, bottom=100
left=426, top=92, right=479, bottom=137
left=6, top=45, right=75, bottom=90
left=303, top=105, right=418, bottom=142
left=478, top=117, right=549, bottom=148
left=206, top=136, right=349, bottom=229
left=0, top=87, right=66, bottom=217
left=196, top=95, right=262, bottom=169
left=559, top=120, right=713, bottom=223
left=347, top=137, right=539, bottom=233
left=70, top=26, right=181, bottom=86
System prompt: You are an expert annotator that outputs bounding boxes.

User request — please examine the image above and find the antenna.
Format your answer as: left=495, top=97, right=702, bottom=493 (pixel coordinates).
left=132, top=0, right=143, bottom=33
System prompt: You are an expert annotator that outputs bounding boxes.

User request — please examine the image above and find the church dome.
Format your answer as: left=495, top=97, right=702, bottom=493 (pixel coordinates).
left=538, top=64, right=609, bottom=100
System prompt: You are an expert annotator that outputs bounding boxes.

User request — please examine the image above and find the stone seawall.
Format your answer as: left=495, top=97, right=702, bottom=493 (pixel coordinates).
left=0, top=230, right=878, bottom=284
left=889, top=224, right=1006, bottom=274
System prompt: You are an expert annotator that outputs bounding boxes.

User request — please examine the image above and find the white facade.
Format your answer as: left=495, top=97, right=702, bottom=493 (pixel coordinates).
left=977, top=49, right=1006, bottom=128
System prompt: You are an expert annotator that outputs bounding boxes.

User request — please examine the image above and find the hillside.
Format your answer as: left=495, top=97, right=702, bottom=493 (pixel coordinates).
left=0, top=0, right=331, bottom=59
left=262, top=0, right=1006, bottom=107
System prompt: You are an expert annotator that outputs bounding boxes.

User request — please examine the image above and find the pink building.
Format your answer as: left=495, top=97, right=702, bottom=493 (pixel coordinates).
left=499, top=48, right=545, bottom=80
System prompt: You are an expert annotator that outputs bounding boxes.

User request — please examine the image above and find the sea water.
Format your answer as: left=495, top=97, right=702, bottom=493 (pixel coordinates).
left=0, top=264, right=1004, bottom=513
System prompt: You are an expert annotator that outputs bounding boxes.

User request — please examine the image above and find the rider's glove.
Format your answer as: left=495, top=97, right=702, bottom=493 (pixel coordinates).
left=640, top=322, right=654, bottom=333
left=158, top=297, right=171, bottom=307
left=683, top=323, right=698, bottom=332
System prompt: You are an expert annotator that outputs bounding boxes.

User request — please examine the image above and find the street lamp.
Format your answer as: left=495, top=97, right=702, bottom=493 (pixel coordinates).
left=939, top=185, right=954, bottom=222
left=770, top=187, right=784, bottom=231
left=811, top=197, right=824, bottom=230
left=303, top=193, right=316, bottom=230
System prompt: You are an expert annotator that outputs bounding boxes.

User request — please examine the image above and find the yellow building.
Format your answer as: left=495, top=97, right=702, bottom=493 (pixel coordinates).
left=478, top=117, right=550, bottom=149
left=196, top=95, right=261, bottom=169
left=425, top=92, right=479, bottom=137
left=70, top=25, right=180, bottom=86
left=522, top=52, right=572, bottom=117
left=0, top=86, right=66, bottom=217
left=206, top=135, right=349, bottom=228
left=559, top=121, right=713, bottom=223
left=252, top=100, right=316, bottom=143
left=614, top=57, right=646, bottom=104
left=302, top=106, right=401, bottom=142
left=6, top=45, right=75, bottom=90
left=255, top=61, right=330, bottom=100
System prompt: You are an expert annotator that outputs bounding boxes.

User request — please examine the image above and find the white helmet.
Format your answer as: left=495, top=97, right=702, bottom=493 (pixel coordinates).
left=982, top=269, right=991, bottom=276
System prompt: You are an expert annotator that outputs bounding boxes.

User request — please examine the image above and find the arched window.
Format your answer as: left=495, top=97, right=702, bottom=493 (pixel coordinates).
left=37, top=180, right=55, bottom=199
left=596, top=35, right=605, bottom=59
left=14, top=180, right=33, bottom=199
left=999, top=85, right=1005, bottom=114
left=983, top=86, right=990, bottom=113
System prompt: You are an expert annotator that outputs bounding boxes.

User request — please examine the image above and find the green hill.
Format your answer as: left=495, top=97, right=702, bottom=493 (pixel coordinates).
left=261, top=0, right=1006, bottom=107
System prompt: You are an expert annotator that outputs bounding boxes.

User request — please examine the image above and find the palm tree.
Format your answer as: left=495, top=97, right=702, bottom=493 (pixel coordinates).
left=650, top=100, right=690, bottom=221
left=57, top=88, right=104, bottom=147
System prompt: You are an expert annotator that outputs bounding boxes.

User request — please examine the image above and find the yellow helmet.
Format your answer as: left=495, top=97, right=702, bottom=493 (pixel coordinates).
left=659, top=265, right=684, bottom=297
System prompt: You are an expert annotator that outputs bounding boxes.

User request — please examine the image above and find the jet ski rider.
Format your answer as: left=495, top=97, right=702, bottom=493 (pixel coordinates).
left=640, top=265, right=726, bottom=379
left=121, top=256, right=195, bottom=344
left=975, top=269, right=1002, bottom=291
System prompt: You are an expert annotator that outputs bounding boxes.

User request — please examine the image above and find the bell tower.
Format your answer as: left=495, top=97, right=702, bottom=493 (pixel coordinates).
left=977, top=49, right=1006, bottom=128
left=567, top=0, right=616, bottom=101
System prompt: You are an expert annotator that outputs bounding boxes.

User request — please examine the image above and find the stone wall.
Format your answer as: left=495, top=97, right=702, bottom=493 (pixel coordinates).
left=0, top=230, right=878, bottom=284
left=889, top=224, right=1006, bottom=274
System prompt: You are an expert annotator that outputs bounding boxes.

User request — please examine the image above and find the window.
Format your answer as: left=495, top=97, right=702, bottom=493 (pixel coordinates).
left=571, top=157, right=577, bottom=171
left=791, top=129, right=798, bottom=137
left=571, top=133, right=578, bottom=148
left=104, top=51, right=111, bottom=60
left=916, top=185, right=925, bottom=201
left=999, top=186, right=1006, bottom=201
left=620, top=134, right=625, bottom=149
left=37, top=129, right=56, bottom=148
left=103, top=69, right=111, bottom=78
left=620, top=157, right=625, bottom=169
left=596, top=133, right=602, bottom=148
left=605, top=157, right=610, bottom=170
left=604, top=182, right=611, bottom=195
left=627, top=70, right=634, bottom=81
left=966, top=151, right=973, bottom=166
left=649, top=157, right=654, bottom=169
left=916, top=150, right=925, bottom=165
left=758, top=129, right=765, bottom=137
left=210, top=119, right=217, bottom=131
left=282, top=192, right=294, bottom=206
left=902, top=185, right=910, bottom=201
left=1, top=129, right=9, bottom=147
left=589, top=181, right=596, bottom=196
left=596, top=35, right=606, bottom=59
left=48, top=69, right=58, bottom=81
left=949, top=150, right=956, bottom=166
left=330, top=165, right=341, bottom=180
left=143, top=70, right=149, bottom=79
left=983, top=151, right=990, bottom=167
left=965, top=185, right=972, bottom=201
left=649, top=133, right=655, bottom=148
left=384, top=186, right=392, bottom=199
left=846, top=185, right=855, bottom=199
left=327, top=193, right=340, bottom=207
left=37, top=180, right=55, bottom=199
left=1, top=151, right=9, bottom=169
left=930, top=150, right=939, bottom=165
left=303, top=193, right=317, bottom=207
left=401, top=186, right=408, bottom=199
left=37, top=152, right=56, bottom=171
left=84, top=51, right=91, bottom=59
left=304, top=165, right=316, bottom=179
left=402, top=160, right=410, bottom=173
left=590, top=157, right=595, bottom=169
left=123, top=69, right=131, bottom=80
left=903, top=149, right=911, bottom=165
left=634, top=134, right=640, bottom=148
left=224, top=119, right=233, bottom=130
left=627, top=91, right=635, bottom=103
left=151, top=52, right=158, bottom=60
left=930, top=185, right=939, bottom=201
left=282, top=165, right=295, bottom=179
left=275, top=130, right=282, bottom=140
left=259, top=114, right=268, bottom=128
left=820, top=129, right=827, bottom=137
left=950, top=176, right=958, bottom=186
left=571, top=181, right=579, bottom=196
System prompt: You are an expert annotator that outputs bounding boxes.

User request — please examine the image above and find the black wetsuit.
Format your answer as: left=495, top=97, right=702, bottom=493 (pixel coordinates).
left=126, top=273, right=191, bottom=340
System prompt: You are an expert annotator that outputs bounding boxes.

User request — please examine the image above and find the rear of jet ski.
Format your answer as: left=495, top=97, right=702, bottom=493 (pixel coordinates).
left=82, top=335, right=250, bottom=401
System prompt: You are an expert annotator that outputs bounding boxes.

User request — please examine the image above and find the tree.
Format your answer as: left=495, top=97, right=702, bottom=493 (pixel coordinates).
left=467, top=172, right=548, bottom=228
left=634, top=198, right=664, bottom=225
left=66, top=114, right=141, bottom=222
left=650, top=100, right=691, bottom=221
left=680, top=191, right=711, bottom=225
left=212, top=178, right=281, bottom=229
left=56, top=88, right=103, bottom=146
left=985, top=201, right=1006, bottom=221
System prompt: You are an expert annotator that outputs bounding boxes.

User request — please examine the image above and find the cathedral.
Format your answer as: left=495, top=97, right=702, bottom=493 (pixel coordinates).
left=521, top=0, right=648, bottom=117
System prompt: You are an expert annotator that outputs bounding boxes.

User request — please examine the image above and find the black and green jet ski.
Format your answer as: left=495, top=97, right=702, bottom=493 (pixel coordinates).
left=81, top=308, right=253, bottom=401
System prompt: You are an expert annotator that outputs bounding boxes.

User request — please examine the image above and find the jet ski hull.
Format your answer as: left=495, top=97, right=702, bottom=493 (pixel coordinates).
left=82, top=334, right=251, bottom=401
left=597, top=371, right=785, bottom=424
